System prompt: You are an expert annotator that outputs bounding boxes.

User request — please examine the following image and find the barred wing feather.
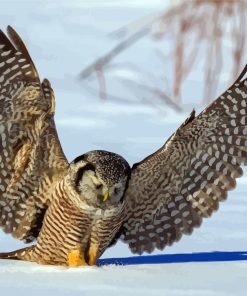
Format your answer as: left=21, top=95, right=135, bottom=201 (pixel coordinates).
left=122, top=66, right=247, bottom=255
left=0, top=26, right=68, bottom=242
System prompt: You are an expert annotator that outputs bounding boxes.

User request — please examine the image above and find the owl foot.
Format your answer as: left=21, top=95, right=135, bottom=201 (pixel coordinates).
left=88, top=243, right=99, bottom=266
left=67, top=249, right=88, bottom=267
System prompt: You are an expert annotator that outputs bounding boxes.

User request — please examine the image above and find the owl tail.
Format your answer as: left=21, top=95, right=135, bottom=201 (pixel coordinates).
left=0, top=245, right=35, bottom=261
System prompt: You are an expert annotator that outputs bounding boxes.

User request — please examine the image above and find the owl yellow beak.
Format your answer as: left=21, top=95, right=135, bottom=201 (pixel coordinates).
left=103, top=191, right=109, bottom=202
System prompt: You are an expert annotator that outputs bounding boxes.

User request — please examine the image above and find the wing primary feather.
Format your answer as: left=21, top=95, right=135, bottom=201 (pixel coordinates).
left=0, top=27, right=69, bottom=242
left=7, top=25, right=39, bottom=80
left=122, top=65, right=247, bottom=255
left=229, top=64, right=247, bottom=88
left=0, top=29, right=16, bottom=51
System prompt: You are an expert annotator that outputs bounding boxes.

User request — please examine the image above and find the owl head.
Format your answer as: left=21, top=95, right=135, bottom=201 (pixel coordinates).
left=70, top=150, right=131, bottom=208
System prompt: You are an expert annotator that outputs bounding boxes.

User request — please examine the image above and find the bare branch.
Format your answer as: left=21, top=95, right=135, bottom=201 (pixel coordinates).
left=79, top=29, right=148, bottom=80
left=78, top=0, right=247, bottom=111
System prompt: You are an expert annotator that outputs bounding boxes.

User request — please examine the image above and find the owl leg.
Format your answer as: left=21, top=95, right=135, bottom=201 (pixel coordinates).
left=0, top=245, right=35, bottom=261
left=67, top=248, right=88, bottom=267
left=88, top=243, right=99, bottom=266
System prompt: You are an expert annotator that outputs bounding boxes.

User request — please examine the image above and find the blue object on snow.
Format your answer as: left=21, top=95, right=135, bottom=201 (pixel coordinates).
left=97, top=251, right=247, bottom=266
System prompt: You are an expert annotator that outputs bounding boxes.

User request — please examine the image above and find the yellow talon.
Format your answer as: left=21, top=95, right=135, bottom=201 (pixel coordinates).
left=67, top=249, right=87, bottom=267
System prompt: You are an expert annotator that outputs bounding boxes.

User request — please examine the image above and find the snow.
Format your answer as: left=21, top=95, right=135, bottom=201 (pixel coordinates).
left=1, top=0, right=247, bottom=295
left=1, top=260, right=247, bottom=296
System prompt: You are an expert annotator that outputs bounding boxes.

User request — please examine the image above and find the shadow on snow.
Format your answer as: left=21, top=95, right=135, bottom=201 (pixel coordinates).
left=97, top=251, right=247, bottom=266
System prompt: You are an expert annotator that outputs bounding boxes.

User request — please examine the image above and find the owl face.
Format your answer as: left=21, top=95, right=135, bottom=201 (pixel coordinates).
left=71, top=150, right=131, bottom=208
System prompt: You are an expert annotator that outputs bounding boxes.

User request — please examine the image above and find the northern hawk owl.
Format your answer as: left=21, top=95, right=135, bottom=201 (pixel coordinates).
left=0, top=26, right=247, bottom=266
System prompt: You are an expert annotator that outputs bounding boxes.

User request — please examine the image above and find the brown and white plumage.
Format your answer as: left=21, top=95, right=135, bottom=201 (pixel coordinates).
left=121, top=69, right=247, bottom=255
left=0, top=26, right=68, bottom=242
left=0, top=26, right=247, bottom=266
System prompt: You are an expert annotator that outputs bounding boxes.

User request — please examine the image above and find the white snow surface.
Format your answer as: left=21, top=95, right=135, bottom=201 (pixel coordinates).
left=1, top=260, right=247, bottom=296
left=0, top=0, right=247, bottom=295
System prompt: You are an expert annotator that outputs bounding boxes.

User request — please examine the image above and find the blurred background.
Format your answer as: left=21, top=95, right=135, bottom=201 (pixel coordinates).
left=0, top=0, right=247, bottom=259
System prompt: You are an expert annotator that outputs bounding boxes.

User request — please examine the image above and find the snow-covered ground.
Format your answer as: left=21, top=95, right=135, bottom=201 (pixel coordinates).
left=1, top=260, right=247, bottom=296
left=1, top=0, right=247, bottom=295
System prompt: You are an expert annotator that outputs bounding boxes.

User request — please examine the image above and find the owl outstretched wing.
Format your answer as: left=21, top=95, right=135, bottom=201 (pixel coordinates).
left=122, top=65, right=247, bottom=255
left=0, top=26, right=68, bottom=242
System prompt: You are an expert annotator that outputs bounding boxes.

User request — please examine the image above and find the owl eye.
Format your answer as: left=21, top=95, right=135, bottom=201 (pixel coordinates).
left=96, top=184, right=103, bottom=190
left=75, top=163, right=95, bottom=189
left=114, top=188, right=120, bottom=195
